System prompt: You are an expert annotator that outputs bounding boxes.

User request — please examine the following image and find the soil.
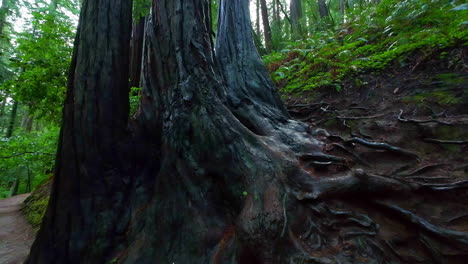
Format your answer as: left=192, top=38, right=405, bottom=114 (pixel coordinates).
left=279, top=48, right=468, bottom=262
left=0, top=194, right=35, bottom=264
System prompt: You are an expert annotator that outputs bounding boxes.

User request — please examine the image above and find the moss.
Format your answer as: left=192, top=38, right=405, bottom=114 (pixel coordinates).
left=22, top=178, right=52, bottom=231
left=402, top=90, right=462, bottom=105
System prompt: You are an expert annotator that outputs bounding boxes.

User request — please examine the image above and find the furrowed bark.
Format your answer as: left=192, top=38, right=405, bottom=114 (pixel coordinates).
left=26, top=0, right=132, bottom=262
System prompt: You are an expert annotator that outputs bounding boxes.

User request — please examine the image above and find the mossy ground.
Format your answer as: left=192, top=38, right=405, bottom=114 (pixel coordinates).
left=264, top=0, right=467, bottom=95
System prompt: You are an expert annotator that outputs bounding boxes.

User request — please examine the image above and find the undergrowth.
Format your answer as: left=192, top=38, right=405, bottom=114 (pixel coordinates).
left=263, top=0, right=467, bottom=94
left=0, top=126, right=58, bottom=198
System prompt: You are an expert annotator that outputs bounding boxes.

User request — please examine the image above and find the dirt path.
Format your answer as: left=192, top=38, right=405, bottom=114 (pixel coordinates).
left=0, top=194, right=35, bottom=264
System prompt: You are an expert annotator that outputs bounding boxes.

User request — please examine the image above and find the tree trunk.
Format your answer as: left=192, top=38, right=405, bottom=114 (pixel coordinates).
left=259, top=0, right=272, bottom=53
left=0, top=0, right=10, bottom=36
left=255, top=0, right=260, bottom=36
left=5, top=100, right=17, bottom=137
left=0, top=91, right=7, bottom=132
left=27, top=0, right=468, bottom=263
left=26, top=0, right=132, bottom=262
left=318, top=0, right=329, bottom=18
left=290, top=0, right=303, bottom=38
left=129, top=17, right=145, bottom=89
left=10, top=175, right=19, bottom=196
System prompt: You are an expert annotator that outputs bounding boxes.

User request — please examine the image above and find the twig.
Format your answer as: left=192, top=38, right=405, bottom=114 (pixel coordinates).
left=281, top=193, right=288, bottom=238
left=419, top=180, right=468, bottom=191
left=0, top=152, right=54, bottom=159
left=288, top=102, right=328, bottom=109
left=345, top=137, right=419, bottom=159
left=401, top=164, right=447, bottom=176
left=336, top=113, right=387, bottom=120
left=423, top=138, right=468, bottom=145
left=397, top=110, right=452, bottom=125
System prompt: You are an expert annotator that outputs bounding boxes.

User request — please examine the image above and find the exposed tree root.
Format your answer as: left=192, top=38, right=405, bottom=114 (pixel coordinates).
left=374, top=202, right=468, bottom=249
left=345, top=137, right=420, bottom=159
left=399, top=163, right=447, bottom=176
left=397, top=109, right=453, bottom=125
left=423, top=138, right=468, bottom=144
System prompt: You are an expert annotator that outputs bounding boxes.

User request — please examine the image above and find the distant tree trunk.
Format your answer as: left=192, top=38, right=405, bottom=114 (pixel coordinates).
left=339, top=0, right=346, bottom=17
left=256, top=0, right=260, bottom=36
left=20, top=111, right=34, bottom=132
left=318, top=0, right=329, bottom=18
left=260, top=0, right=272, bottom=53
left=290, top=0, right=303, bottom=38
left=0, top=0, right=10, bottom=35
left=129, top=17, right=145, bottom=89
left=5, top=100, right=17, bottom=137
left=10, top=175, right=19, bottom=196
left=0, top=92, right=7, bottom=131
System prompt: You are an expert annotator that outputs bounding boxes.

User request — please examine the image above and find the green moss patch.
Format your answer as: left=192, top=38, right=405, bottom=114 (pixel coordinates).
left=22, top=178, right=52, bottom=231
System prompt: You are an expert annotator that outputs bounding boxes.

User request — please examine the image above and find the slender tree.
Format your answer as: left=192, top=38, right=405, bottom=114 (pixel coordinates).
left=0, top=0, right=10, bottom=35
left=5, top=99, right=17, bottom=137
left=290, top=0, right=303, bottom=38
left=259, top=0, right=272, bottom=53
left=318, top=0, right=329, bottom=18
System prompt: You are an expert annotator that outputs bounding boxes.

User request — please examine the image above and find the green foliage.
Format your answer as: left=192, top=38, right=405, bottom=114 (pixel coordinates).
left=129, top=86, right=142, bottom=117
left=263, top=0, right=467, bottom=94
left=133, top=0, right=152, bottom=21
left=2, top=11, right=75, bottom=122
left=0, top=126, right=59, bottom=198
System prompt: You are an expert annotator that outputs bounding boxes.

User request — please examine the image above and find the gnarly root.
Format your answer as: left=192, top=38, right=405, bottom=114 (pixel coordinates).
left=277, top=131, right=468, bottom=263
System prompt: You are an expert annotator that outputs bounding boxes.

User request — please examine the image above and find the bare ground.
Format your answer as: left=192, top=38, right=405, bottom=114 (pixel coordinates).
left=0, top=194, right=35, bottom=264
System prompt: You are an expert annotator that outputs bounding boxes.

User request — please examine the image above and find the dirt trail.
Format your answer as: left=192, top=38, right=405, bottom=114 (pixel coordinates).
left=0, top=194, right=35, bottom=264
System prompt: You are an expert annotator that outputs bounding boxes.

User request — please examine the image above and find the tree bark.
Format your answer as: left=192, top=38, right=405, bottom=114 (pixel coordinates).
left=26, top=0, right=468, bottom=263
left=26, top=0, right=132, bottom=262
left=259, top=0, right=272, bottom=53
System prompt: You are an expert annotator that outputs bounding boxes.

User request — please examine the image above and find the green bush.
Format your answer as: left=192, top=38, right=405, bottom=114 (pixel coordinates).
left=0, top=126, right=59, bottom=198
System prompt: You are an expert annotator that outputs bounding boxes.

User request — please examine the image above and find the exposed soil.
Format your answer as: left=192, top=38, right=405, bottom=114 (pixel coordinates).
left=280, top=48, right=468, bottom=263
left=0, top=194, right=35, bottom=264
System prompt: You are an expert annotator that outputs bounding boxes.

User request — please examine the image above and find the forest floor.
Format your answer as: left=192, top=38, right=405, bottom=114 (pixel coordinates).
left=6, top=47, right=467, bottom=263
left=279, top=48, right=468, bottom=262
left=0, top=194, right=35, bottom=264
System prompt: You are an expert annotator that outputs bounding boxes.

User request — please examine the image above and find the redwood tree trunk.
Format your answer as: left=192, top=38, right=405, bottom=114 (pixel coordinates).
left=26, top=0, right=132, bottom=262
left=27, top=0, right=468, bottom=263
